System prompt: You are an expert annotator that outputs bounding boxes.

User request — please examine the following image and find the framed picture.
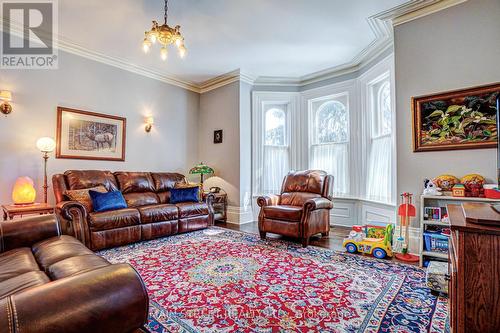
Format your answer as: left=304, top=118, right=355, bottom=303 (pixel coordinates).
left=412, top=83, right=499, bottom=152
left=56, top=107, right=126, bottom=161
left=214, top=129, right=223, bottom=144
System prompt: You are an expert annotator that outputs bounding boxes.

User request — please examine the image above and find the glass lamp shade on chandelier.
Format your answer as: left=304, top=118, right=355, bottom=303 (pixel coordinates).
left=142, top=0, right=186, bottom=60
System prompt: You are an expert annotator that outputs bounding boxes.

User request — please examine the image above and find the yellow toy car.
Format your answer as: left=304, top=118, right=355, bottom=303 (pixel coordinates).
left=342, top=224, right=393, bottom=259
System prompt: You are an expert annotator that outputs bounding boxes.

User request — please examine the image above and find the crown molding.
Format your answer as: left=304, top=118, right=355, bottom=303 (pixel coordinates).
left=1, top=0, right=466, bottom=93
left=0, top=18, right=201, bottom=93
left=391, top=0, right=467, bottom=26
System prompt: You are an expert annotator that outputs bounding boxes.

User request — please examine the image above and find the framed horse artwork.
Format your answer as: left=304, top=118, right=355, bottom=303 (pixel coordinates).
left=56, top=107, right=126, bottom=161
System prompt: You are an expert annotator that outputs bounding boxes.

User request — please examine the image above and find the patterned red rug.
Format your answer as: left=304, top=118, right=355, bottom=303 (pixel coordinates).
left=99, top=228, right=449, bottom=333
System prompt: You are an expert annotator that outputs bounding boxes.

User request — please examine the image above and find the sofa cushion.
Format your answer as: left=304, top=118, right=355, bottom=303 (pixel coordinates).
left=0, top=271, right=50, bottom=299
left=32, top=236, right=94, bottom=272
left=263, top=205, right=303, bottom=221
left=114, top=172, right=155, bottom=194
left=0, top=248, right=40, bottom=282
left=281, top=170, right=328, bottom=195
left=170, top=187, right=199, bottom=204
left=280, top=192, right=321, bottom=207
left=64, top=170, right=118, bottom=192
left=151, top=172, right=186, bottom=192
left=138, top=204, right=178, bottom=223
left=64, top=185, right=108, bottom=212
left=89, top=190, right=128, bottom=212
left=89, top=208, right=140, bottom=231
left=123, top=192, right=159, bottom=207
left=48, top=254, right=110, bottom=280
left=176, top=202, right=209, bottom=218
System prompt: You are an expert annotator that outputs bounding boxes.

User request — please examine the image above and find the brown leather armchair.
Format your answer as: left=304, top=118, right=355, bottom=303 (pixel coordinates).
left=257, top=170, right=333, bottom=247
left=0, top=214, right=149, bottom=333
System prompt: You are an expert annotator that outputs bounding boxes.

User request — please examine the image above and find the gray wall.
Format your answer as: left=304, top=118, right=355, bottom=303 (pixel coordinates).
left=198, top=81, right=241, bottom=206
left=395, top=0, right=500, bottom=223
left=0, top=50, right=200, bottom=204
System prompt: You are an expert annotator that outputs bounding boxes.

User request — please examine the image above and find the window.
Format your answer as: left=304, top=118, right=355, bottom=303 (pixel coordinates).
left=309, top=96, right=349, bottom=195
left=262, top=105, right=290, bottom=193
left=366, top=79, right=393, bottom=203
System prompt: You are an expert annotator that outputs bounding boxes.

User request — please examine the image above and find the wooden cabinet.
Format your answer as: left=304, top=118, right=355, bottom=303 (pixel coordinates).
left=447, top=204, right=500, bottom=333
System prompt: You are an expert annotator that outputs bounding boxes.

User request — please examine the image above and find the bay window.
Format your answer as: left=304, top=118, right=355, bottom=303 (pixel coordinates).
left=309, top=96, right=349, bottom=195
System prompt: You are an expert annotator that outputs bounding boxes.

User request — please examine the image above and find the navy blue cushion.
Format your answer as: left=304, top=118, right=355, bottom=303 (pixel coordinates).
left=170, top=187, right=199, bottom=204
left=89, top=190, right=127, bottom=212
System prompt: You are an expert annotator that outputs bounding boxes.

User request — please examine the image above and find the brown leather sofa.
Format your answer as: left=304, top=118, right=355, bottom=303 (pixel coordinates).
left=257, top=170, right=334, bottom=247
left=0, top=214, right=148, bottom=333
left=53, top=170, right=214, bottom=251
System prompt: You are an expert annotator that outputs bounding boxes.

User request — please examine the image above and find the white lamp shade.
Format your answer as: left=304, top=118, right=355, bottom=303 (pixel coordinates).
left=0, top=90, right=12, bottom=101
left=36, top=137, right=56, bottom=152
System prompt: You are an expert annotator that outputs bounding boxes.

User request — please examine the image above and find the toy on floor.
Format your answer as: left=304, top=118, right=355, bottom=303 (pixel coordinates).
left=343, top=223, right=393, bottom=259
left=394, top=192, right=419, bottom=262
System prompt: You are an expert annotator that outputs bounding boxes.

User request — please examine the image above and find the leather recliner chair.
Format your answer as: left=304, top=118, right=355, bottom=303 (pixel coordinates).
left=0, top=214, right=149, bottom=333
left=257, top=170, right=334, bottom=247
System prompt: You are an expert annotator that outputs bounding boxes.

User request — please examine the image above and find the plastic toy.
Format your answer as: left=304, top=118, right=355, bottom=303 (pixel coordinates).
left=423, top=178, right=442, bottom=196
left=394, top=192, right=419, bottom=262
left=452, top=184, right=465, bottom=197
left=433, top=174, right=459, bottom=192
left=343, top=224, right=393, bottom=259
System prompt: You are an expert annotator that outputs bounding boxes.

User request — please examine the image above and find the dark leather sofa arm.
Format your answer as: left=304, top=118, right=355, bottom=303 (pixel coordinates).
left=0, top=264, right=149, bottom=333
left=303, top=197, right=333, bottom=211
left=55, top=201, right=90, bottom=248
left=0, top=215, right=60, bottom=253
left=204, top=193, right=215, bottom=226
left=257, top=194, right=280, bottom=207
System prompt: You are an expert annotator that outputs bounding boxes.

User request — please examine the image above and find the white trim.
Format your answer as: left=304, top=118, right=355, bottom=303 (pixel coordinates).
left=0, top=1, right=464, bottom=93
left=392, top=0, right=467, bottom=26
left=226, top=205, right=254, bottom=225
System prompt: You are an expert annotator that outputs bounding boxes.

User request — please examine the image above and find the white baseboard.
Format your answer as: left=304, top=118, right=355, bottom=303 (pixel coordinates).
left=226, top=205, right=255, bottom=225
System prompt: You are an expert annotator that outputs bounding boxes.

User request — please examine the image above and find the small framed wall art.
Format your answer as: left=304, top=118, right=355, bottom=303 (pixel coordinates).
left=56, top=107, right=126, bottom=161
left=412, top=83, right=499, bottom=152
left=214, top=129, right=223, bottom=144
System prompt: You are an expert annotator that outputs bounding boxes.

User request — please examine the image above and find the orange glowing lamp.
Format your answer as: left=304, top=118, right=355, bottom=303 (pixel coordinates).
left=12, top=177, right=36, bottom=205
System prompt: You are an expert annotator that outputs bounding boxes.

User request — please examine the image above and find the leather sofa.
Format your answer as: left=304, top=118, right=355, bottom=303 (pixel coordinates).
left=257, top=170, right=334, bottom=247
left=53, top=170, right=214, bottom=251
left=0, top=214, right=149, bottom=333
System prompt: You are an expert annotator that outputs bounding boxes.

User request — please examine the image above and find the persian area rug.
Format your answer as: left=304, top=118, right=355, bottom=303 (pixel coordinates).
left=99, top=228, right=449, bottom=333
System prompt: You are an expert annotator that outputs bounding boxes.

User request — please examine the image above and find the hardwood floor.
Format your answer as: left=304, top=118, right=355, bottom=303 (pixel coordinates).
left=215, top=221, right=416, bottom=265
left=215, top=221, right=351, bottom=252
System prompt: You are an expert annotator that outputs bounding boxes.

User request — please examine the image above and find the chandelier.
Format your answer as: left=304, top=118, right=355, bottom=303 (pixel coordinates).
left=142, top=0, right=186, bottom=60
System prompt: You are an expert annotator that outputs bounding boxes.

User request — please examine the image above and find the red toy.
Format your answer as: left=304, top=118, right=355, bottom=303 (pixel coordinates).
left=395, top=192, right=419, bottom=262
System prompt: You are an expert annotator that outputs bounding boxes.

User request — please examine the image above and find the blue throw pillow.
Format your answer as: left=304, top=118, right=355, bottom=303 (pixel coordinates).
left=170, top=187, right=199, bottom=204
left=89, top=190, right=127, bottom=212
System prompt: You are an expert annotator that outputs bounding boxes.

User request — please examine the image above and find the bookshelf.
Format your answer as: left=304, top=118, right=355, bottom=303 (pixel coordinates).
left=419, top=194, right=500, bottom=267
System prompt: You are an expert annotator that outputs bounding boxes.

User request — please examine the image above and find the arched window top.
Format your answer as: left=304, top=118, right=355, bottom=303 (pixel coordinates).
left=378, top=81, right=391, bottom=136
left=265, top=107, right=286, bottom=146
left=315, top=100, right=348, bottom=144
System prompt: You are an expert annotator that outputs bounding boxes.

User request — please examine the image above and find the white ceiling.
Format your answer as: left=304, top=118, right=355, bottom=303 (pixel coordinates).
left=58, top=0, right=410, bottom=85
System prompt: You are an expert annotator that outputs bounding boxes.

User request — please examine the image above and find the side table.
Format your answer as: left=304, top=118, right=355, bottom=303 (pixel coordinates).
left=203, top=192, right=227, bottom=222
left=2, top=203, right=55, bottom=220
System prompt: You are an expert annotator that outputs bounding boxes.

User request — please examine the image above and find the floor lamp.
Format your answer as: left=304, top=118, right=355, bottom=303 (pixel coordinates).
left=36, top=137, right=56, bottom=204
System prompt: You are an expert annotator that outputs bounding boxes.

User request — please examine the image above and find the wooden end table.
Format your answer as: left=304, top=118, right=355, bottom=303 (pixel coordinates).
left=203, top=192, right=227, bottom=222
left=2, top=203, right=55, bottom=221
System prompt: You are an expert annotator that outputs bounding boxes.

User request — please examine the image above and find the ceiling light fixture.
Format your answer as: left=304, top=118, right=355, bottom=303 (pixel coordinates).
left=142, top=0, right=186, bottom=60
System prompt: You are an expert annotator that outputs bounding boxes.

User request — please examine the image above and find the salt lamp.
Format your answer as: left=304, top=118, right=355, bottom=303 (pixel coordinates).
left=12, top=177, right=36, bottom=205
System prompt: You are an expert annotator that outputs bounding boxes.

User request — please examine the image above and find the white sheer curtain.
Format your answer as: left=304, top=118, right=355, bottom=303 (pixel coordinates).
left=366, top=135, right=391, bottom=202
left=365, top=79, right=393, bottom=203
left=310, top=144, right=348, bottom=195
left=262, top=146, right=289, bottom=193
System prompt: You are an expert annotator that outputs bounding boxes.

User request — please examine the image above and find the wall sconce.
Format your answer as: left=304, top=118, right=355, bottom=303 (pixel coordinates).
left=0, top=90, right=13, bottom=115
left=145, top=116, right=154, bottom=133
